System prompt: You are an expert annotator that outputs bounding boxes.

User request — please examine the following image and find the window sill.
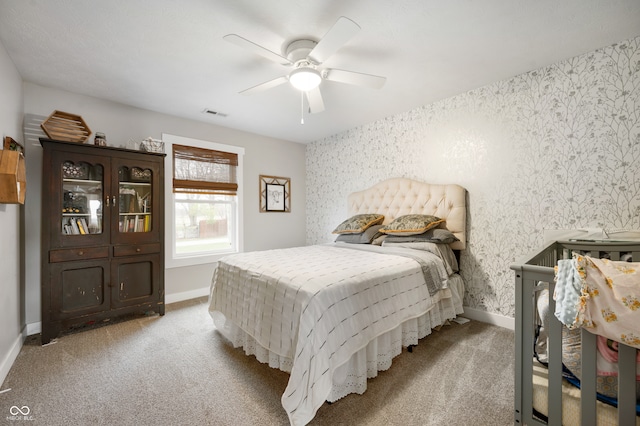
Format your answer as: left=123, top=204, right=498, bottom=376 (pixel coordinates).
left=165, top=251, right=237, bottom=269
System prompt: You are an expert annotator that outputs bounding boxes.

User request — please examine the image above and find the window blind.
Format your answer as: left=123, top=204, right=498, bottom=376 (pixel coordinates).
left=172, top=144, right=238, bottom=195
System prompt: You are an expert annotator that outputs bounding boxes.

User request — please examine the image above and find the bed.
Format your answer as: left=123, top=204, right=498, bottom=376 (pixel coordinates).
left=511, top=240, right=640, bottom=425
left=208, top=178, right=467, bottom=425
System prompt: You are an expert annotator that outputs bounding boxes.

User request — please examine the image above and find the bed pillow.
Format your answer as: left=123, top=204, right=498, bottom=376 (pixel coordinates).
left=335, top=225, right=384, bottom=244
left=383, top=228, right=459, bottom=244
left=332, top=214, right=384, bottom=234
left=380, top=214, right=444, bottom=236
left=371, top=234, right=386, bottom=246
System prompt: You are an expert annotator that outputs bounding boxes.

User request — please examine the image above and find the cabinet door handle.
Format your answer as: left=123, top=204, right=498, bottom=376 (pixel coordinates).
left=77, top=251, right=84, bottom=256
left=112, top=195, right=116, bottom=205
left=136, top=248, right=141, bottom=252
left=105, top=196, right=110, bottom=207
left=120, top=282, right=124, bottom=291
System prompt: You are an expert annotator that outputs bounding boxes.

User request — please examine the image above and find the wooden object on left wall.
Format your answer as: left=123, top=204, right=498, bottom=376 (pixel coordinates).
left=0, top=149, right=26, bottom=204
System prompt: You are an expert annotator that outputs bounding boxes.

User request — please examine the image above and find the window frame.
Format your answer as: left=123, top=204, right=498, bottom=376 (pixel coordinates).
left=162, top=133, right=244, bottom=269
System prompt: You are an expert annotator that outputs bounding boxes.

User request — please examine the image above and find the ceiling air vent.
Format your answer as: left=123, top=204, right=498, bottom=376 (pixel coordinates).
left=202, top=109, right=227, bottom=118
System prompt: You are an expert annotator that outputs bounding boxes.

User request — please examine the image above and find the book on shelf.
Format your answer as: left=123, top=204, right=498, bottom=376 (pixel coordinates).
left=76, top=218, right=86, bottom=235
left=63, top=217, right=95, bottom=235
left=120, top=216, right=128, bottom=233
left=80, top=218, right=90, bottom=234
left=119, top=214, right=151, bottom=233
left=70, top=218, right=80, bottom=234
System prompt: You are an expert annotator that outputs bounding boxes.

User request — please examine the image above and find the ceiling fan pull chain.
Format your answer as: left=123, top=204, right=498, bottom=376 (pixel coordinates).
left=300, top=91, right=305, bottom=125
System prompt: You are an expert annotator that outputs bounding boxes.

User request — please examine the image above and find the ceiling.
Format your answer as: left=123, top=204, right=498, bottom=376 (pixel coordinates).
left=0, top=1, right=639, bottom=144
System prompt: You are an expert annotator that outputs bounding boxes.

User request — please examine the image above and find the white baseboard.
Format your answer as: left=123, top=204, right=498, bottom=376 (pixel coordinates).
left=26, top=322, right=41, bottom=336
left=165, top=287, right=210, bottom=305
left=0, top=328, right=26, bottom=387
left=460, top=306, right=514, bottom=330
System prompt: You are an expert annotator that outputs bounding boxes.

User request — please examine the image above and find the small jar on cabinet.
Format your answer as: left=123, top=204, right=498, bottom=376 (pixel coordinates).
left=94, top=132, right=107, bottom=146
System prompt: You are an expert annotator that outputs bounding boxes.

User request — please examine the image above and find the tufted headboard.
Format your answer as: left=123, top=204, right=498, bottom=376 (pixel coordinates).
left=347, top=178, right=467, bottom=250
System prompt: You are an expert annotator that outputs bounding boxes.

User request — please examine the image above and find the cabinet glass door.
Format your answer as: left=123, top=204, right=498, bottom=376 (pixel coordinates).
left=61, top=160, right=104, bottom=236
left=117, top=165, right=153, bottom=234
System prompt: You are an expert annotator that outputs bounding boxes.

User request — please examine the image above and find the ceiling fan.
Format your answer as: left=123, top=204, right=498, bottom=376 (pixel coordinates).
left=224, top=16, right=386, bottom=116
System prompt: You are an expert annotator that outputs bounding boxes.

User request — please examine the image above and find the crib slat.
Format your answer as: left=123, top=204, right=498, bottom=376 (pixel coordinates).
left=547, top=282, right=563, bottom=426
left=513, top=272, right=529, bottom=425
left=520, top=277, right=536, bottom=424
left=580, top=330, right=597, bottom=426
left=617, top=342, right=636, bottom=425
left=514, top=269, right=524, bottom=425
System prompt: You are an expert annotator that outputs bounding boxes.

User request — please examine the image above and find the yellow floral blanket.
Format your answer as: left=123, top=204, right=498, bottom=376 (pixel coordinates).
left=570, top=254, right=640, bottom=349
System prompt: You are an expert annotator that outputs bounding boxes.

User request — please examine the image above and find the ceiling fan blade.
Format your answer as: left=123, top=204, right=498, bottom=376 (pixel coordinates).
left=223, top=34, right=292, bottom=66
left=239, top=76, right=289, bottom=95
left=305, top=87, right=325, bottom=113
left=324, top=68, right=386, bottom=89
left=308, top=16, right=360, bottom=64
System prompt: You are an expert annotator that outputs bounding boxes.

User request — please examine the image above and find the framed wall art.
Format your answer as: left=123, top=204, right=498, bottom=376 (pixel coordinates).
left=259, top=175, right=290, bottom=212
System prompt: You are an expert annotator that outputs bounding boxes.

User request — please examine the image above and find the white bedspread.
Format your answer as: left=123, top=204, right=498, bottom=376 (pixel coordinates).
left=209, top=243, right=454, bottom=426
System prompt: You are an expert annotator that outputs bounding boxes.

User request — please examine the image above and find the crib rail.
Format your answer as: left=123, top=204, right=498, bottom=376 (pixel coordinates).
left=511, top=240, right=640, bottom=426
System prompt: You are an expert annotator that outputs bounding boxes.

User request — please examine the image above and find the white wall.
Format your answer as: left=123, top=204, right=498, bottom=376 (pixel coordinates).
left=306, top=36, right=640, bottom=319
left=23, top=83, right=306, bottom=329
left=0, top=38, right=24, bottom=385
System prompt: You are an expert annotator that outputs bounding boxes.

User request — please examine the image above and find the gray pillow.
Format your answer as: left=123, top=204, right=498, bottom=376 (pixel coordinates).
left=383, top=228, right=459, bottom=244
left=335, top=225, right=384, bottom=244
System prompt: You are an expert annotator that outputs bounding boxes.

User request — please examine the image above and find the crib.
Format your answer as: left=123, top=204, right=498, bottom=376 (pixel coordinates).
left=511, top=240, right=640, bottom=426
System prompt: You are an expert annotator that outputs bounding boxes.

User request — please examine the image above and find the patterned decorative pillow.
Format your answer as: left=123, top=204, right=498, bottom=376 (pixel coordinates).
left=380, top=214, right=444, bottom=236
left=332, top=214, right=384, bottom=234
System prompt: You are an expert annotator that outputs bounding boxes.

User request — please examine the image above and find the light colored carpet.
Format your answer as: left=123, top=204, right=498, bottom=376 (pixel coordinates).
left=0, top=298, right=514, bottom=425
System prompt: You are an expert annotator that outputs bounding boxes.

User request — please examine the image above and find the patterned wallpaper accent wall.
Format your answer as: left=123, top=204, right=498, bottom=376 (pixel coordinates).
left=306, top=37, right=640, bottom=318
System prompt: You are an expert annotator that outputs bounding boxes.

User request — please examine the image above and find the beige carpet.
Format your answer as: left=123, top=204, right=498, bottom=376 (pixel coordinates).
left=0, top=298, right=514, bottom=425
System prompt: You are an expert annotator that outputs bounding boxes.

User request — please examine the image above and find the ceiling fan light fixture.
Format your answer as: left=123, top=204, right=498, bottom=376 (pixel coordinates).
left=289, top=67, right=322, bottom=91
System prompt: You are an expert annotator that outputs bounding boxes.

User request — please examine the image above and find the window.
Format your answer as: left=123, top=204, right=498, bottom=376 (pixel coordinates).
left=162, top=134, right=244, bottom=268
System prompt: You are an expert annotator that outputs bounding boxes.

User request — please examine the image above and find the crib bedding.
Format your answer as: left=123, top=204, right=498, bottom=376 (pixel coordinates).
left=537, top=288, right=640, bottom=417
left=531, top=360, right=640, bottom=425
left=554, top=254, right=640, bottom=349
left=552, top=253, right=640, bottom=418
left=512, top=240, right=640, bottom=426
left=209, top=243, right=462, bottom=426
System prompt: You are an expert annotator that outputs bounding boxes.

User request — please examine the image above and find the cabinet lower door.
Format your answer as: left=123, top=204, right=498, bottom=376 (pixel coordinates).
left=111, top=254, right=162, bottom=309
left=49, top=259, right=110, bottom=320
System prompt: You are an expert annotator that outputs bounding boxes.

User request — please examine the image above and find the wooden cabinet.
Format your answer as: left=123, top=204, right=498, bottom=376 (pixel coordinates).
left=40, top=139, right=165, bottom=344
